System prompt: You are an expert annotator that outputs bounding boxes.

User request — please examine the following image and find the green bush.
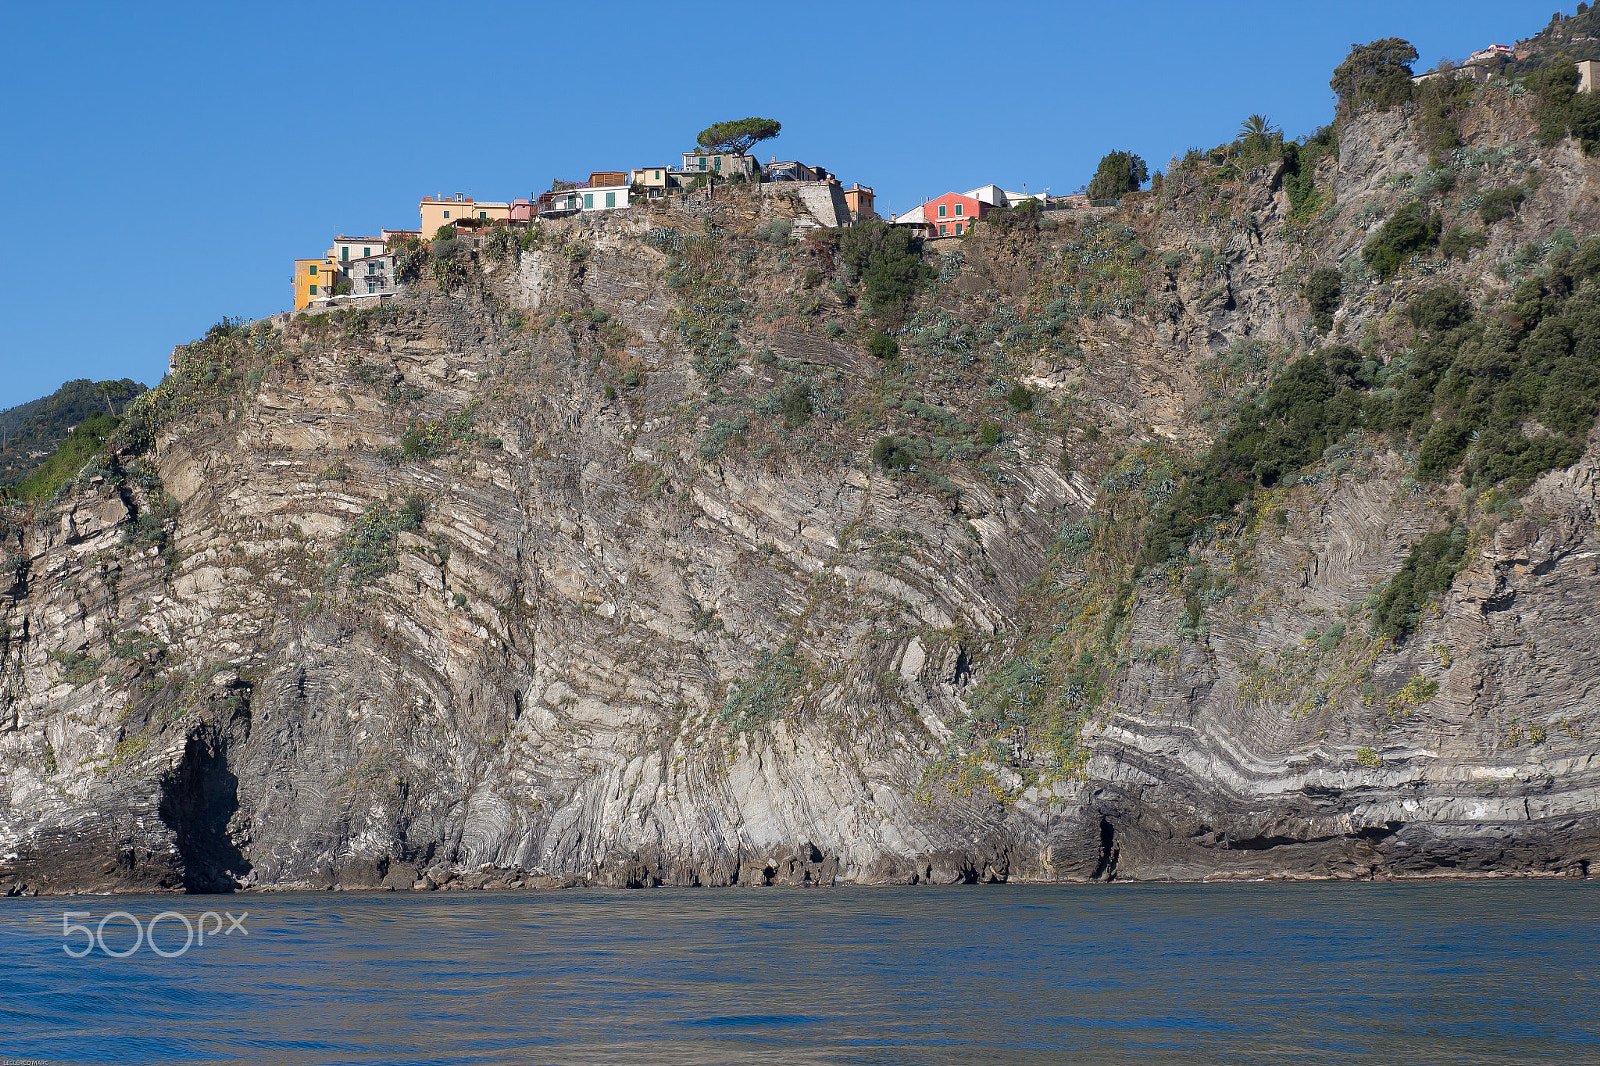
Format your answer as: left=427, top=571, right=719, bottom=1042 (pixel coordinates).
left=1318, top=622, right=1346, bottom=651
left=1303, top=267, right=1342, bottom=332
left=332, top=497, right=426, bottom=586
left=1006, top=384, right=1035, bottom=412
left=871, top=435, right=917, bottom=470
left=978, top=420, right=1002, bottom=445
left=1280, top=127, right=1335, bottom=219
left=1374, top=524, right=1467, bottom=641
left=1362, top=203, right=1439, bottom=280
left=1143, top=351, right=1345, bottom=564
left=1479, top=186, right=1526, bottom=226
left=837, top=221, right=932, bottom=322
left=779, top=381, right=812, bottom=428
left=1406, top=286, right=1473, bottom=333
left=1440, top=226, right=1488, bottom=261
left=866, top=330, right=899, bottom=360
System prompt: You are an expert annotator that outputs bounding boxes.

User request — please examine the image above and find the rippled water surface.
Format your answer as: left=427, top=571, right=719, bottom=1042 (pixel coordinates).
left=2, top=881, right=1597, bottom=1064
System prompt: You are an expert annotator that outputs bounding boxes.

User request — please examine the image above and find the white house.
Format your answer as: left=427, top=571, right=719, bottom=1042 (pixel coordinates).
left=578, top=184, right=630, bottom=212
left=964, top=184, right=1042, bottom=208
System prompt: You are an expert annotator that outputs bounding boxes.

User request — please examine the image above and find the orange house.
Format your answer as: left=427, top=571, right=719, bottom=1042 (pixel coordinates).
left=924, top=191, right=987, bottom=236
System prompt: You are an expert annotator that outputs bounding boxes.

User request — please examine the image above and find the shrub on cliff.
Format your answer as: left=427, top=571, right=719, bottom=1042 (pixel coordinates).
left=1303, top=267, right=1342, bottom=332
left=866, top=330, right=899, bottom=360
left=1479, top=186, right=1526, bottom=226
left=1362, top=203, right=1440, bottom=279
left=1440, top=226, right=1488, bottom=261
left=837, top=221, right=931, bottom=323
left=1279, top=127, right=1336, bottom=220
left=871, top=435, right=917, bottom=470
left=1406, top=286, right=1473, bottom=333
left=1374, top=523, right=1467, bottom=641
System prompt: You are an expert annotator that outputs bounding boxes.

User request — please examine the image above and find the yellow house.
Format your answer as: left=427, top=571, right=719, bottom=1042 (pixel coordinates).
left=293, top=253, right=338, bottom=311
left=419, top=195, right=511, bottom=237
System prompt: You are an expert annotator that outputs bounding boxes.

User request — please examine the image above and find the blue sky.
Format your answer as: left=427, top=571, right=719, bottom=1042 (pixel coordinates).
left=0, top=0, right=1562, bottom=409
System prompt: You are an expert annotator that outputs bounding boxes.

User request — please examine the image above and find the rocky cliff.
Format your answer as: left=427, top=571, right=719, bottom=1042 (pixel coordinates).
left=3, top=88, right=1598, bottom=894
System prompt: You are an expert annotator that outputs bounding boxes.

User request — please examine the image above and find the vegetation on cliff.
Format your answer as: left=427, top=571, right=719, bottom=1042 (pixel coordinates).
left=0, top=378, right=145, bottom=494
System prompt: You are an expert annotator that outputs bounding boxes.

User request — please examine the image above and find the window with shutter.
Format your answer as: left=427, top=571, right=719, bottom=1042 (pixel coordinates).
left=606, top=192, right=616, bottom=208
left=584, top=193, right=594, bottom=209
left=938, top=204, right=947, bottom=217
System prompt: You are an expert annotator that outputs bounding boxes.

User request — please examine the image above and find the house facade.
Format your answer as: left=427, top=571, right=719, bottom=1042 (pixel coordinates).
left=842, top=183, right=876, bottom=220
left=630, top=166, right=672, bottom=193
left=764, top=159, right=834, bottom=183
left=680, top=151, right=758, bottom=180
left=419, top=194, right=511, bottom=235
left=923, top=192, right=987, bottom=235
left=327, top=235, right=385, bottom=266
left=579, top=185, right=629, bottom=211
left=342, top=252, right=399, bottom=296
left=293, top=254, right=338, bottom=310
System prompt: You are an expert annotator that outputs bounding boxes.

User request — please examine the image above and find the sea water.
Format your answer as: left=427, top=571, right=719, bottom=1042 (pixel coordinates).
left=2, top=881, right=1596, bottom=1064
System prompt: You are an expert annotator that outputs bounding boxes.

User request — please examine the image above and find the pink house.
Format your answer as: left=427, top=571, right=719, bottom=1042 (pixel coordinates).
left=923, top=191, right=987, bottom=236
left=510, top=199, right=535, bottom=222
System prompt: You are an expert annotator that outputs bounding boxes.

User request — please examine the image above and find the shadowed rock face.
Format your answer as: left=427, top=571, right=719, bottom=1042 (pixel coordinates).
left=3, top=99, right=1599, bottom=895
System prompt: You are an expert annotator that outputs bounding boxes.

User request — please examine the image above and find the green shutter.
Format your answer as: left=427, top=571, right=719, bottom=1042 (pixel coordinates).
left=606, top=192, right=616, bottom=208
left=584, top=193, right=594, bottom=208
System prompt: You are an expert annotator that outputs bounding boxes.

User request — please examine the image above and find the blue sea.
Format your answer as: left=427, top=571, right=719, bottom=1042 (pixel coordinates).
left=2, top=881, right=1596, bottom=1064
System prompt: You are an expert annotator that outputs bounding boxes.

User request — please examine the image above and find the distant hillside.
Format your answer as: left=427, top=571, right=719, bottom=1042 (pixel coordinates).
left=1511, top=7, right=1600, bottom=70
left=0, top=378, right=146, bottom=489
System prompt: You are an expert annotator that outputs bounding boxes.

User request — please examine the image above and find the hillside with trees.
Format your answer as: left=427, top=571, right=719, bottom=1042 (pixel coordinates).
left=0, top=378, right=145, bottom=493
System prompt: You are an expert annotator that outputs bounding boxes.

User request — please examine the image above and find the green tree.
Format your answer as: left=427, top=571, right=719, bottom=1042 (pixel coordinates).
left=837, top=221, right=931, bottom=323
left=1330, top=38, right=1418, bottom=112
left=695, top=117, right=782, bottom=155
left=1086, top=151, right=1148, bottom=200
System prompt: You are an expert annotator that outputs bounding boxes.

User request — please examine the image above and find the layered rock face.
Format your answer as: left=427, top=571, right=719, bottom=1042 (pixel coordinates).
left=2, top=99, right=1598, bottom=894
